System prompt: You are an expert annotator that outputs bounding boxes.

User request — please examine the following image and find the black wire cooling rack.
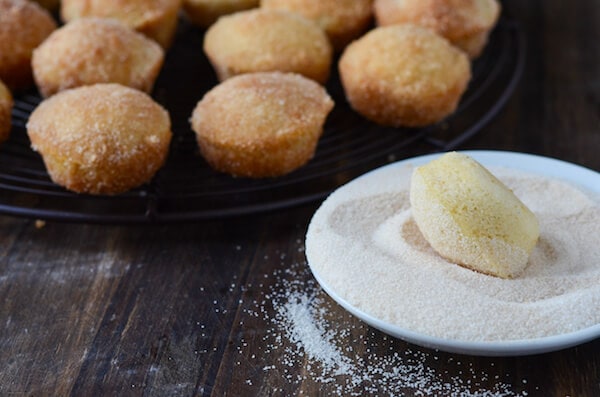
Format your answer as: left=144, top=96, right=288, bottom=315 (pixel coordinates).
left=0, top=16, right=524, bottom=224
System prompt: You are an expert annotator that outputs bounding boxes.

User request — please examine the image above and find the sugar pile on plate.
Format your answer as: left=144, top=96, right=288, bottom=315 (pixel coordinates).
left=306, top=164, right=600, bottom=342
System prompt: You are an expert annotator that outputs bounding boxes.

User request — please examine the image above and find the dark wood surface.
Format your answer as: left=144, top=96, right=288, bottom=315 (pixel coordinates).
left=1, top=1, right=599, bottom=396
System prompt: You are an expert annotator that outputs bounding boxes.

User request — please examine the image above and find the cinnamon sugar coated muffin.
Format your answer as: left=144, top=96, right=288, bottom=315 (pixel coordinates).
left=61, top=0, right=182, bottom=48
left=203, top=9, right=332, bottom=84
left=26, top=84, right=172, bottom=195
left=183, top=0, right=259, bottom=28
left=260, top=0, right=374, bottom=51
left=374, top=0, right=501, bottom=58
left=0, top=80, right=12, bottom=144
left=32, top=18, right=165, bottom=97
left=410, top=152, right=540, bottom=279
left=338, top=24, right=471, bottom=127
left=191, top=72, right=334, bottom=178
left=0, top=0, right=57, bottom=91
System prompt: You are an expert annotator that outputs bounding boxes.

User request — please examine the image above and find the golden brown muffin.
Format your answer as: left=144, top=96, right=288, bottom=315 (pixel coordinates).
left=338, top=24, right=471, bottom=127
left=261, top=0, right=373, bottom=51
left=410, top=152, right=540, bottom=279
left=31, top=0, right=60, bottom=10
left=0, top=79, right=12, bottom=144
left=61, top=0, right=182, bottom=48
left=191, top=72, right=334, bottom=178
left=203, top=9, right=332, bottom=84
left=183, top=0, right=259, bottom=28
left=32, top=18, right=165, bottom=97
left=27, top=84, right=172, bottom=195
left=0, top=0, right=57, bottom=91
left=373, top=0, right=501, bottom=58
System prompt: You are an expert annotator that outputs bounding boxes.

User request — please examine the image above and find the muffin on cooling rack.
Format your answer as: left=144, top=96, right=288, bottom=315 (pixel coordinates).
left=203, top=9, right=332, bottom=84
left=61, top=0, right=182, bottom=48
left=33, top=18, right=165, bottom=97
left=0, top=0, right=57, bottom=91
left=0, top=79, right=12, bottom=144
left=260, top=0, right=373, bottom=52
left=27, top=84, right=172, bottom=195
left=191, top=72, right=334, bottom=178
left=183, top=0, right=259, bottom=28
left=339, top=24, right=471, bottom=128
left=373, top=0, right=501, bottom=59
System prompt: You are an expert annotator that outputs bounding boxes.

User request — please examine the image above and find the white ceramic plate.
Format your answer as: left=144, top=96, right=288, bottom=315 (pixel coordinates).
left=306, top=150, right=600, bottom=356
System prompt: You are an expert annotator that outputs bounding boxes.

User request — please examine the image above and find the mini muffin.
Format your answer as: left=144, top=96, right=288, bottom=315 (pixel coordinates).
left=0, top=0, right=57, bottom=91
left=0, top=79, right=12, bottom=144
left=374, top=0, right=501, bottom=58
left=27, top=84, right=172, bottom=195
left=261, top=0, right=373, bottom=51
left=410, top=152, right=540, bottom=279
left=203, top=9, right=332, bottom=84
left=338, top=24, right=470, bottom=127
left=191, top=72, right=334, bottom=178
left=183, top=0, right=259, bottom=28
left=61, top=0, right=182, bottom=48
left=33, top=18, right=165, bottom=97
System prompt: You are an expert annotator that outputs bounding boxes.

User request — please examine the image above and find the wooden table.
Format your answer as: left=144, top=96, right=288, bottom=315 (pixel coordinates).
left=1, top=1, right=599, bottom=396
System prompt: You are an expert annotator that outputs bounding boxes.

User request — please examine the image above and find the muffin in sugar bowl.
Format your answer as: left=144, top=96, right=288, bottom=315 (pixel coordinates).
left=410, top=152, right=540, bottom=279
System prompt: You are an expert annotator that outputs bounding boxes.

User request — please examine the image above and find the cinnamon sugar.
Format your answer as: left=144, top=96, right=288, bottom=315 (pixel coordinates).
left=306, top=165, right=600, bottom=342
left=249, top=261, right=528, bottom=396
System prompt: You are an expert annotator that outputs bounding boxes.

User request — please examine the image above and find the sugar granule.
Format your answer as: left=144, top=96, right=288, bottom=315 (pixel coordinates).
left=247, top=261, right=526, bottom=397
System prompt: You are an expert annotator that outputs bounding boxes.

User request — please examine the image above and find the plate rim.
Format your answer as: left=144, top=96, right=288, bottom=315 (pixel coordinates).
left=307, top=150, right=600, bottom=356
